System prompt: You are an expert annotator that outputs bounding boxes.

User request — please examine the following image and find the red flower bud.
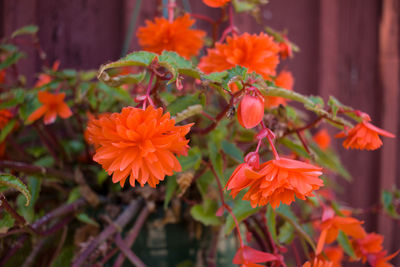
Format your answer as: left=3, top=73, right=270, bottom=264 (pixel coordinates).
left=237, top=95, right=264, bottom=129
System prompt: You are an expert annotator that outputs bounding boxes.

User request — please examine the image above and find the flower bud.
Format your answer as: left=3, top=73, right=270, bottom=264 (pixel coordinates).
left=237, top=94, right=264, bottom=129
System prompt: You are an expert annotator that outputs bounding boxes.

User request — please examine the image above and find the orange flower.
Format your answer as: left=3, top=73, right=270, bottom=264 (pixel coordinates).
left=316, top=216, right=366, bottom=254
left=313, top=129, right=331, bottom=150
left=303, top=258, right=333, bottom=267
left=34, top=61, right=60, bottom=88
left=371, top=251, right=399, bottom=267
left=199, top=33, right=280, bottom=79
left=86, top=106, right=193, bottom=188
left=323, top=246, right=343, bottom=267
left=264, top=70, right=294, bottom=108
left=225, top=163, right=259, bottom=198
left=0, top=109, right=13, bottom=128
left=279, top=39, right=293, bottom=59
left=137, top=14, right=205, bottom=59
left=233, top=246, right=278, bottom=267
left=237, top=94, right=264, bottom=129
left=27, top=91, right=72, bottom=125
left=352, top=233, right=384, bottom=263
left=335, top=121, right=394, bottom=150
left=28, top=91, right=72, bottom=124
left=242, top=157, right=323, bottom=208
left=203, top=0, right=230, bottom=8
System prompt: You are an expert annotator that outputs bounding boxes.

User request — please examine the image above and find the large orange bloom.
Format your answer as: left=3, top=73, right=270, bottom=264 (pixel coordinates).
left=316, top=216, right=366, bottom=254
left=86, top=106, right=193, bottom=188
left=323, top=246, right=343, bottom=267
left=137, top=14, right=205, bottom=59
left=203, top=0, right=230, bottom=7
left=264, top=70, right=294, bottom=108
left=27, top=91, right=72, bottom=125
left=199, top=33, right=280, bottom=79
left=335, top=121, right=394, bottom=150
left=225, top=163, right=259, bottom=198
left=241, top=157, right=323, bottom=208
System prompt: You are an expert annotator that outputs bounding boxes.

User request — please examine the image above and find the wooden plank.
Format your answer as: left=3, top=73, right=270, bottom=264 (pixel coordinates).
left=378, top=0, right=399, bottom=256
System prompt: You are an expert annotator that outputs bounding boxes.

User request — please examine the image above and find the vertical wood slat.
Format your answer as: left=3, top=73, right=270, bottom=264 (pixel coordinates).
left=378, top=0, right=399, bottom=255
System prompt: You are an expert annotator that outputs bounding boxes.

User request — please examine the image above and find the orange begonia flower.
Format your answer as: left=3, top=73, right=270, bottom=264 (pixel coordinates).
left=137, top=14, right=206, bottom=59
left=352, top=233, right=384, bottom=263
left=225, top=163, right=259, bottom=198
left=316, top=216, right=366, bottom=254
left=0, top=109, right=13, bottom=128
left=233, top=246, right=278, bottom=267
left=241, top=157, right=323, bottom=208
left=27, top=91, right=72, bottom=125
left=303, top=258, right=333, bottom=267
left=86, top=106, right=193, bottom=188
left=371, top=250, right=399, bottom=267
left=264, top=70, right=294, bottom=108
left=203, top=0, right=230, bottom=8
left=335, top=121, right=394, bottom=150
left=323, top=246, right=344, bottom=267
left=237, top=94, right=264, bottom=129
left=34, top=61, right=60, bottom=88
left=199, top=33, right=280, bottom=79
left=313, top=129, right=331, bottom=150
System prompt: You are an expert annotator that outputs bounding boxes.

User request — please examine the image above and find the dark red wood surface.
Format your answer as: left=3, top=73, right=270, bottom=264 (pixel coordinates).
left=1, top=0, right=399, bottom=265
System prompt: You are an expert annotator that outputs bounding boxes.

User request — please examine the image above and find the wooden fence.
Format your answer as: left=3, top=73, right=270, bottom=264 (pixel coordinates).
left=2, top=0, right=399, bottom=264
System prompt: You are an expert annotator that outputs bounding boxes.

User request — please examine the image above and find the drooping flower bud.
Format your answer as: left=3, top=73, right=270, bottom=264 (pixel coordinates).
left=237, top=94, right=264, bottom=129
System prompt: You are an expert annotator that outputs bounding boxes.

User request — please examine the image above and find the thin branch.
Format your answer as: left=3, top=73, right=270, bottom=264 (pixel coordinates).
left=114, top=234, right=147, bottom=267
left=72, top=199, right=142, bottom=267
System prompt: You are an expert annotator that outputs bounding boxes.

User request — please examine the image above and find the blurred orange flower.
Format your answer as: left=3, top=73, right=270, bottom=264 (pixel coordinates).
left=264, top=70, right=294, bottom=108
left=242, top=157, right=323, bottom=208
left=137, top=14, right=205, bottom=59
left=316, top=216, right=366, bottom=254
left=370, top=250, right=399, bottom=267
left=86, top=106, right=193, bottom=188
left=34, top=61, right=60, bottom=88
left=352, top=233, right=384, bottom=263
left=199, top=33, right=280, bottom=79
left=0, top=109, right=13, bottom=128
left=203, top=0, right=230, bottom=8
left=27, top=91, right=72, bottom=125
left=323, top=246, right=343, bottom=267
left=313, top=129, right=331, bottom=150
left=335, top=121, right=394, bottom=150
left=303, top=258, right=333, bottom=267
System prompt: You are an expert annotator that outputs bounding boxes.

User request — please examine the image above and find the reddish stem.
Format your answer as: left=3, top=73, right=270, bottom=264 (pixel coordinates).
left=296, top=131, right=311, bottom=155
left=143, top=71, right=155, bottom=109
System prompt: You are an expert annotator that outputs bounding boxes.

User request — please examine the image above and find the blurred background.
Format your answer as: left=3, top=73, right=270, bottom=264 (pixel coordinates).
left=1, top=0, right=399, bottom=265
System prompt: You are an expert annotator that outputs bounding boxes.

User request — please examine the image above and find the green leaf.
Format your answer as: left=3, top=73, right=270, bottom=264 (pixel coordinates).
left=222, top=66, right=248, bottom=90
left=337, top=230, right=356, bottom=259
left=308, top=96, right=324, bottom=108
left=168, top=93, right=204, bottom=116
left=77, top=213, right=99, bottom=227
left=225, top=201, right=261, bottom=234
left=381, top=190, right=400, bottom=219
left=221, top=140, right=244, bottom=163
left=99, top=72, right=144, bottom=87
left=196, top=170, right=213, bottom=197
left=158, top=51, right=201, bottom=83
left=67, top=187, right=81, bottom=204
left=0, top=119, right=16, bottom=142
left=0, top=173, right=31, bottom=206
left=51, top=246, right=74, bottom=267
left=310, top=144, right=351, bottom=181
left=164, top=176, right=178, bottom=209
left=278, top=222, right=295, bottom=244
left=266, top=206, right=278, bottom=242
left=208, top=142, right=223, bottom=178
left=0, top=52, right=25, bottom=71
left=98, top=51, right=157, bottom=83
left=0, top=89, right=25, bottom=109
left=190, top=199, right=222, bottom=226
left=202, top=71, right=228, bottom=83
left=178, top=147, right=202, bottom=172
left=11, top=25, right=38, bottom=38
left=97, top=82, right=133, bottom=104
left=279, top=137, right=310, bottom=159
left=0, top=212, right=15, bottom=234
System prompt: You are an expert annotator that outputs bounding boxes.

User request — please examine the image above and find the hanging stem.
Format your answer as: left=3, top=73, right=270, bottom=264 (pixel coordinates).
left=168, top=0, right=176, bottom=23
left=143, top=71, right=155, bottom=109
